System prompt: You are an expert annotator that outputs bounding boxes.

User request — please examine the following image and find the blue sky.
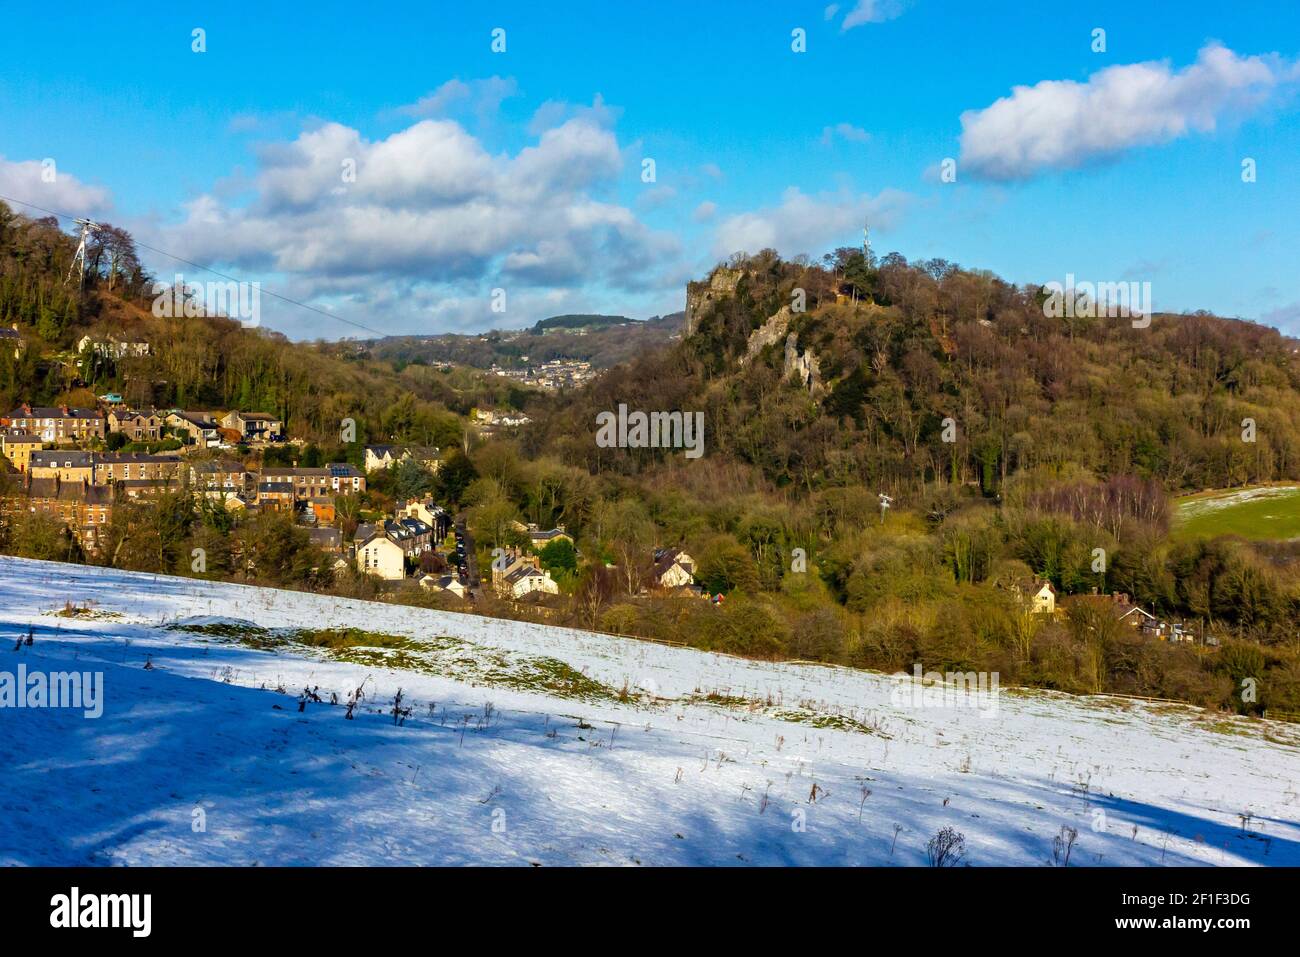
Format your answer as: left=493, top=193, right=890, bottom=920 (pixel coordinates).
left=1, top=1, right=1297, bottom=339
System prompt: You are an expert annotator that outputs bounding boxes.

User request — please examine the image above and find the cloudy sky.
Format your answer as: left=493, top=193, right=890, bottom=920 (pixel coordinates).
left=1, top=1, right=1297, bottom=339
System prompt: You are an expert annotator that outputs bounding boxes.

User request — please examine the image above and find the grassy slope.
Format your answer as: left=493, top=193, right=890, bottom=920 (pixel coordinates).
left=1173, top=485, right=1300, bottom=540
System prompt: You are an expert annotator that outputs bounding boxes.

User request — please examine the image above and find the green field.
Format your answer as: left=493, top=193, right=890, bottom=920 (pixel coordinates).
left=1173, top=485, right=1300, bottom=541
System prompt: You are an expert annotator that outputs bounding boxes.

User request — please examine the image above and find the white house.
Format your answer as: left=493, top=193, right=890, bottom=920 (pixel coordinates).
left=652, top=547, right=697, bottom=589
left=420, top=574, right=467, bottom=599
left=1013, top=579, right=1057, bottom=615
left=491, top=551, right=559, bottom=599
left=364, top=445, right=403, bottom=471
left=356, top=533, right=406, bottom=580
left=501, top=563, right=559, bottom=599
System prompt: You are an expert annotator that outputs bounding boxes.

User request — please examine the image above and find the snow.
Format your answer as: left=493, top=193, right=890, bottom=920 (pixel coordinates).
left=1, top=555, right=1297, bottom=866
left=1176, top=484, right=1300, bottom=518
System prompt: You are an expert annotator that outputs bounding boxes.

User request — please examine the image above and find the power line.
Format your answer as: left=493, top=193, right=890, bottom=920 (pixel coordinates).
left=0, top=192, right=388, bottom=339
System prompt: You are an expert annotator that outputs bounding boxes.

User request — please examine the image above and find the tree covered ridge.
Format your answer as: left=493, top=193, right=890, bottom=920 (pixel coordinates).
left=0, top=201, right=513, bottom=446
left=534, top=247, right=1299, bottom=496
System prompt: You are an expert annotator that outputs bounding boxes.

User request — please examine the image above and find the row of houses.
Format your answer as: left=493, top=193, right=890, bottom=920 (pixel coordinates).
left=3, top=405, right=285, bottom=448
left=353, top=499, right=457, bottom=588
left=10, top=450, right=363, bottom=496
left=363, top=444, right=441, bottom=473
left=0, top=475, right=117, bottom=553
left=0, top=453, right=369, bottom=552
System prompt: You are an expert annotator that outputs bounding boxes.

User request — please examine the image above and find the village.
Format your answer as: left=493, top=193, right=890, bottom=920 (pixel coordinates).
left=0, top=400, right=714, bottom=609
left=486, top=357, right=597, bottom=391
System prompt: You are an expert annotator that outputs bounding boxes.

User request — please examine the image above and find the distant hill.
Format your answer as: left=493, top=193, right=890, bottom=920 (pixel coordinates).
left=367, top=311, right=685, bottom=371
left=530, top=314, right=633, bottom=334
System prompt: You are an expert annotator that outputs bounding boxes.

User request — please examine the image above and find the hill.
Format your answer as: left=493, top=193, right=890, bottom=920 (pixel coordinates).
left=0, top=201, right=515, bottom=446
left=4, top=556, right=1296, bottom=866
left=476, top=249, right=1300, bottom=709
left=529, top=313, right=633, bottom=334
left=532, top=250, right=1300, bottom=496
left=364, top=311, right=684, bottom=372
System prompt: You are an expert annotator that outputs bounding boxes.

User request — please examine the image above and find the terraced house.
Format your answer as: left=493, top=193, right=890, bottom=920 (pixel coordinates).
left=355, top=527, right=406, bottom=580
left=258, top=464, right=366, bottom=501
left=0, top=474, right=114, bottom=555
left=165, top=411, right=222, bottom=447
left=0, top=429, right=42, bottom=472
left=6, top=405, right=105, bottom=444
left=28, top=450, right=95, bottom=483
left=188, top=459, right=249, bottom=496
left=259, top=466, right=333, bottom=501
left=221, top=410, right=282, bottom=443
left=107, top=408, right=164, bottom=443
left=94, top=452, right=183, bottom=485
left=327, top=462, right=366, bottom=494
left=256, top=481, right=296, bottom=511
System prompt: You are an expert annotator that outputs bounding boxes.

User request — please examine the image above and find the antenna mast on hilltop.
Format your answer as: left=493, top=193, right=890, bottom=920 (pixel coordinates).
left=862, top=217, right=873, bottom=268
left=64, top=218, right=100, bottom=289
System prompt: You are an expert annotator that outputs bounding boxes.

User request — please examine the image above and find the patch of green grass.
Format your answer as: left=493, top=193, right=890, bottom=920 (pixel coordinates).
left=171, top=620, right=622, bottom=703
left=483, top=658, right=624, bottom=702
left=171, top=621, right=278, bottom=648
left=771, top=709, right=889, bottom=737
left=1174, top=486, right=1300, bottom=541
left=54, top=605, right=122, bottom=620
left=687, top=690, right=889, bottom=737
left=289, top=628, right=422, bottom=651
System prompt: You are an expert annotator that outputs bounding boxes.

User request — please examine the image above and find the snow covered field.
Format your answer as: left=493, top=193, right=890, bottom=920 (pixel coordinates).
left=1, top=555, right=1297, bottom=867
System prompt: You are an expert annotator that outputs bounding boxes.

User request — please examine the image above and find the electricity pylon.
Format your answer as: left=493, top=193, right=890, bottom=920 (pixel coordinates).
left=64, top=218, right=100, bottom=289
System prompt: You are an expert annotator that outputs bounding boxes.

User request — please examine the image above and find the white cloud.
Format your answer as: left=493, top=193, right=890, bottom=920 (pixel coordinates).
left=397, top=76, right=519, bottom=119
left=526, top=94, right=621, bottom=137
left=712, top=186, right=911, bottom=259
left=839, top=0, right=905, bottom=31
left=636, top=185, right=678, bottom=210
left=692, top=201, right=717, bottom=223
left=959, top=44, right=1296, bottom=181
left=155, top=109, right=683, bottom=337
left=820, top=122, right=871, bottom=146
left=0, top=156, right=113, bottom=218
